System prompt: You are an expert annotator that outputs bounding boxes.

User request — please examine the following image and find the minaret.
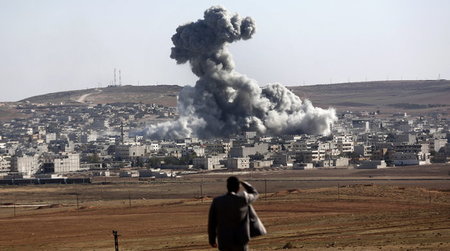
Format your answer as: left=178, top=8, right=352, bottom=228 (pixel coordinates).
left=120, top=122, right=124, bottom=145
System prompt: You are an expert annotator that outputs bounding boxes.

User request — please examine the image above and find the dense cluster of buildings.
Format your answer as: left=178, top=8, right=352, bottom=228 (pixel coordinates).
left=0, top=102, right=449, bottom=180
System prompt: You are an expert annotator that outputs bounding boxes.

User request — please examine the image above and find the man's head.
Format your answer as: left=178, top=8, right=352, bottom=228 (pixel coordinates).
left=227, top=176, right=240, bottom=193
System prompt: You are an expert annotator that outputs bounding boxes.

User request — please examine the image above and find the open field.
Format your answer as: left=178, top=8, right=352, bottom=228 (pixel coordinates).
left=0, top=165, right=450, bottom=250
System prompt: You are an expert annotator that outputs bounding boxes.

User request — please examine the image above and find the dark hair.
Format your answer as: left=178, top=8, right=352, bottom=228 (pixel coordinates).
left=227, top=176, right=240, bottom=193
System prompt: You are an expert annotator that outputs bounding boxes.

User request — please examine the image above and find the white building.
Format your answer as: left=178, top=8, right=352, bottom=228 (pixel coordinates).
left=357, top=160, right=387, bottom=169
left=115, top=145, right=147, bottom=159
left=334, top=135, right=354, bottom=154
left=54, top=153, right=80, bottom=173
left=354, top=144, right=372, bottom=157
left=146, top=143, right=160, bottom=153
left=291, top=139, right=316, bottom=152
left=15, top=155, right=40, bottom=177
left=205, top=141, right=232, bottom=154
left=185, top=145, right=205, bottom=157
left=229, top=143, right=268, bottom=158
left=45, top=133, right=57, bottom=143
left=0, top=155, right=11, bottom=173
left=318, top=157, right=350, bottom=168
left=243, top=131, right=257, bottom=139
left=193, top=155, right=225, bottom=170
left=227, top=157, right=250, bottom=169
left=80, top=131, right=98, bottom=143
left=429, top=138, right=448, bottom=152
left=250, top=160, right=273, bottom=168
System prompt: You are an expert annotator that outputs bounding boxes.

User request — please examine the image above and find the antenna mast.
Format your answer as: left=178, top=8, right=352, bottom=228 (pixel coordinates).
left=119, top=70, right=122, bottom=86
left=114, top=68, right=117, bottom=86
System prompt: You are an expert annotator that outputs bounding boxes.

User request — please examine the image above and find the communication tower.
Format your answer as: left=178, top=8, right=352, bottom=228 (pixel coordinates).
left=119, top=70, right=122, bottom=86
left=114, top=68, right=117, bottom=86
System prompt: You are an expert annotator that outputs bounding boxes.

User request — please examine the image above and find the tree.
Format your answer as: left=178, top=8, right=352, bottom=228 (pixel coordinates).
left=132, top=157, right=144, bottom=167
left=146, top=157, right=162, bottom=168
left=180, top=152, right=197, bottom=165
left=87, top=153, right=100, bottom=163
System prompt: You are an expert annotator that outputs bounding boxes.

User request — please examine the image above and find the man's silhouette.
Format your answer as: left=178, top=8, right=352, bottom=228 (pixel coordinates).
left=208, top=176, right=259, bottom=251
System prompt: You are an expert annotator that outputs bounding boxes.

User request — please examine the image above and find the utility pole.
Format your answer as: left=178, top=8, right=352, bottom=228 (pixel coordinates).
left=112, top=230, right=119, bottom=251
left=75, top=187, right=80, bottom=210
left=200, top=171, right=204, bottom=203
left=13, top=197, right=16, bottom=217
left=337, top=183, right=340, bottom=200
left=200, top=181, right=203, bottom=203
left=128, top=190, right=131, bottom=208
left=264, top=179, right=267, bottom=201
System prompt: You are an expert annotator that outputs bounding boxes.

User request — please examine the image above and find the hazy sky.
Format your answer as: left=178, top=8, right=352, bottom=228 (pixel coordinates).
left=1, top=0, right=449, bottom=102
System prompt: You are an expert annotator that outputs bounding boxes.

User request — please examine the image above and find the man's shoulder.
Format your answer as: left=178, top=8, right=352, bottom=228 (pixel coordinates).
left=213, top=192, right=247, bottom=203
left=213, top=194, right=228, bottom=201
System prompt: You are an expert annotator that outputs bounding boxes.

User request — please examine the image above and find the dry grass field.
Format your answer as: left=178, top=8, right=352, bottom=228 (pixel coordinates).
left=0, top=103, right=29, bottom=122
left=0, top=165, right=450, bottom=250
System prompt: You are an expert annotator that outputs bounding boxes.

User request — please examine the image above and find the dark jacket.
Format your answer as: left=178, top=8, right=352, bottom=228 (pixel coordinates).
left=208, top=182, right=259, bottom=249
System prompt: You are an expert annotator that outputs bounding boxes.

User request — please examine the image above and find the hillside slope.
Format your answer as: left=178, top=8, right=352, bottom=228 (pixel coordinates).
left=290, top=80, right=450, bottom=114
left=21, top=85, right=182, bottom=107
left=17, top=80, right=450, bottom=115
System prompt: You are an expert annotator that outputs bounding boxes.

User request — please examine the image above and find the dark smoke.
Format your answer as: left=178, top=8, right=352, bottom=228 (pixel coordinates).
left=146, top=6, right=337, bottom=139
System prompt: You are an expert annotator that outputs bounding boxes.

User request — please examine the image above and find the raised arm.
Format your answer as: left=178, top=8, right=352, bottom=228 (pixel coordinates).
left=241, top=181, right=259, bottom=204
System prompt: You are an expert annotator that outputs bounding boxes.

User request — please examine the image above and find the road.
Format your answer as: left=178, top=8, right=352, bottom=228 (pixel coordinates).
left=76, top=89, right=102, bottom=103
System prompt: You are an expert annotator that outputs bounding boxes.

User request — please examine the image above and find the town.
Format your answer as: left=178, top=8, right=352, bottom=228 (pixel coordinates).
left=0, top=100, right=448, bottom=183
left=1, top=2, right=450, bottom=250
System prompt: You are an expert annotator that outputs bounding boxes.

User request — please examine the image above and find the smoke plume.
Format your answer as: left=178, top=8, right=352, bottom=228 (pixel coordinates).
left=146, top=6, right=337, bottom=139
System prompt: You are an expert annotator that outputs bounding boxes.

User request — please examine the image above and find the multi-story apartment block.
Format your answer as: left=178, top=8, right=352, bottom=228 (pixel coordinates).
left=115, top=145, right=147, bottom=159
left=0, top=155, right=11, bottom=173
left=354, top=144, right=373, bottom=157
left=229, top=143, right=268, bottom=158
left=226, top=157, right=249, bottom=169
left=54, top=153, right=80, bottom=173
left=13, top=155, right=40, bottom=177
left=193, top=155, right=225, bottom=170
left=334, top=135, right=354, bottom=154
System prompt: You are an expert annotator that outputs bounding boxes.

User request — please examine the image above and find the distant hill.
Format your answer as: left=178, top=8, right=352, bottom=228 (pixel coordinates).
left=21, top=85, right=182, bottom=107
left=14, top=79, right=450, bottom=117
left=290, top=80, right=450, bottom=114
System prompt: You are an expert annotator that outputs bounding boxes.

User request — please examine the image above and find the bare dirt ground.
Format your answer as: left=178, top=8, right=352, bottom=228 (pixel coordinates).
left=0, top=165, right=450, bottom=250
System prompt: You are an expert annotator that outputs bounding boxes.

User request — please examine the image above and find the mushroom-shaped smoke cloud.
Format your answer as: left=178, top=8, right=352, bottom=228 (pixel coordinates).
left=146, top=6, right=337, bottom=139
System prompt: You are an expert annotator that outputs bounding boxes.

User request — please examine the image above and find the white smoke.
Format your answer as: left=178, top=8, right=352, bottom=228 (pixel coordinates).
left=146, top=6, right=337, bottom=139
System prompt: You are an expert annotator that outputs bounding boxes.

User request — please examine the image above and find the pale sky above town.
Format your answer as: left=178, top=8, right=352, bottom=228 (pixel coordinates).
left=0, top=0, right=449, bottom=102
